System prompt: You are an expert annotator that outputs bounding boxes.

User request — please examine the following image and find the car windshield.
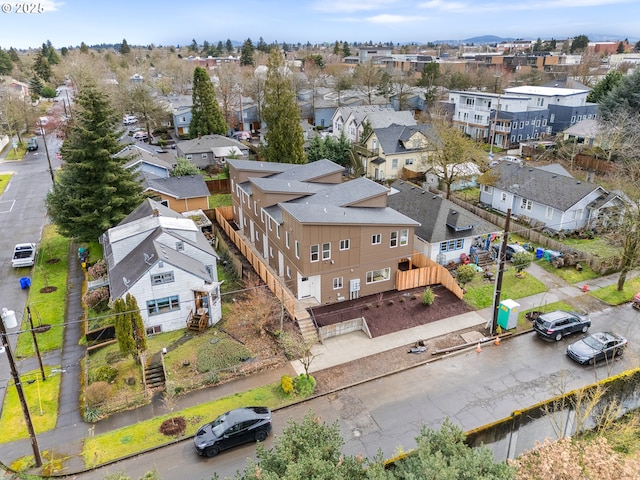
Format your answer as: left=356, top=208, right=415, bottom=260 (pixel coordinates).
left=210, top=413, right=229, bottom=437
left=582, top=336, right=604, bottom=350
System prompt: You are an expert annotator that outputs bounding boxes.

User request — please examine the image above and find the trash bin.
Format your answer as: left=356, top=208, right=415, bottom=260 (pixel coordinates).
left=19, top=277, right=31, bottom=289
left=535, top=248, right=544, bottom=259
left=544, top=250, right=552, bottom=262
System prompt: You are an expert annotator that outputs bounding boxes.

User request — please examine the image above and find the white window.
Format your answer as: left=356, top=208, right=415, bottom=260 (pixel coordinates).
left=310, top=244, right=319, bottom=262
left=268, top=218, right=273, bottom=231
left=571, top=115, right=576, bottom=123
left=201, top=153, right=207, bottom=159
left=392, top=159, right=398, bottom=170
left=151, top=272, right=174, bottom=285
left=147, top=295, right=180, bottom=316
left=405, top=158, right=414, bottom=166
left=519, top=121, right=524, bottom=129
left=340, top=239, right=350, bottom=250
left=175, top=241, right=184, bottom=251
left=254, top=201, right=257, bottom=215
left=286, top=266, right=291, bottom=278
left=186, top=154, right=193, bottom=160
left=255, top=231, right=260, bottom=241
left=269, top=246, right=273, bottom=258
left=322, top=242, right=331, bottom=260
left=483, top=185, right=491, bottom=193
left=521, top=198, right=533, bottom=211
left=501, top=192, right=507, bottom=202
left=371, top=234, right=381, bottom=245
left=276, top=224, right=281, bottom=239
left=546, top=206, right=554, bottom=219
left=400, top=229, right=409, bottom=246
left=366, top=267, right=390, bottom=284
left=390, top=231, right=398, bottom=248
left=333, top=277, right=343, bottom=289
left=286, top=231, right=290, bottom=248
left=439, top=239, right=464, bottom=252
left=295, top=241, right=300, bottom=259
left=260, top=210, right=264, bottom=222
left=573, top=209, right=583, bottom=220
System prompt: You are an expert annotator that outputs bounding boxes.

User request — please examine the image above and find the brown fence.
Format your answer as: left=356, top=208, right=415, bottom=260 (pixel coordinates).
left=213, top=207, right=297, bottom=320
left=396, top=252, right=464, bottom=299
left=205, top=178, right=231, bottom=194
left=445, top=195, right=618, bottom=275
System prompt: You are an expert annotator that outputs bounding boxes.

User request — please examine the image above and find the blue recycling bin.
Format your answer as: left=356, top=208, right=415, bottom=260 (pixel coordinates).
left=535, top=248, right=544, bottom=259
left=20, top=277, right=31, bottom=289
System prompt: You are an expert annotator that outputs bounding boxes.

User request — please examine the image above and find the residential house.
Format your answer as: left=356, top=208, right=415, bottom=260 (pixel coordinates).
left=357, top=123, right=438, bottom=181
left=227, top=159, right=420, bottom=304
left=163, top=94, right=193, bottom=137
left=175, top=134, right=249, bottom=168
left=424, top=162, right=482, bottom=192
left=116, top=144, right=175, bottom=179
left=142, top=174, right=210, bottom=213
left=561, top=119, right=600, bottom=148
left=102, top=199, right=221, bottom=334
left=478, top=163, right=625, bottom=233
left=331, top=105, right=411, bottom=143
left=387, top=180, right=501, bottom=265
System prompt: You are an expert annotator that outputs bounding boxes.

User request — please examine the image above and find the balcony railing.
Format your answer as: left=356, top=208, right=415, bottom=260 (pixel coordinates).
left=353, top=144, right=379, bottom=157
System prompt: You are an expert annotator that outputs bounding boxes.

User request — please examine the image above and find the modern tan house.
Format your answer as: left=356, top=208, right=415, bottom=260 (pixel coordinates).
left=227, top=159, right=420, bottom=304
left=142, top=174, right=210, bottom=213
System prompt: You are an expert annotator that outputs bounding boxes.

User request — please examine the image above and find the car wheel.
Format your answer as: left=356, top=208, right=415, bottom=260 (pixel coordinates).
left=255, top=430, right=267, bottom=442
left=615, top=349, right=623, bottom=357
left=554, top=332, right=563, bottom=341
left=588, top=358, right=595, bottom=366
left=204, top=445, right=220, bottom=457
left=581, top=325, right=588, bottom=333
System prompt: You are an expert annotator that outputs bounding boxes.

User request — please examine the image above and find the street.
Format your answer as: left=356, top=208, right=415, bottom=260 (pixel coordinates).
left=80, top=304, right=640, bottom=480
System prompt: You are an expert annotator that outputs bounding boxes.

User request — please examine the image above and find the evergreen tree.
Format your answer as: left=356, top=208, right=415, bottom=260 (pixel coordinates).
left=240, top=38, right=255, bottom=66
left=342, top=42, right=351, bottom=57
left=217, top=41, right=225, bottom=54
left=171, top=157, right=201, bottom=176
left=617, top=41, right=625, bottom=53
left=188, top=38, right=198, bottom=52
left=587, top=70, right=623, bottom=103
left=256, top=37, right=268, bottom=53
left=32, top=50, right=51, bottom=82
left=189, top=66, right=228, bottom=138
left=262, top=47, right=305, bottom=164
left=113, top=298, right=135, bottom=356
left=333, top=40, right=340, bottom=55
left=0, top=48, right=13, bottom=75
left=225, top=38, right=233, bottom=53
left=44, top=40, right=60, bottom=65
left=46, top=82, right=143, bottom=240
left=60, top=46, right=68, bottom=57
left=126, top=293, right=147, bottom=360
left=119, top=38, right=131, bottom=55
left=635, top=40, right=640, bottom=52
left=79, top=42, right=89, bottom=54
left=599, top=67, right=640, bottom=120
left=570, top=34, right=589, bottom=53
left=29, top=74, right=44, bottom=100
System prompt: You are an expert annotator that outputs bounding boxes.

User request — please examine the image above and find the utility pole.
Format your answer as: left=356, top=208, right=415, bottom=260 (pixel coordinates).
left=27, top=306, right=46, bottom=381
left=491, top=208, right=512, bottom=335
left=39, top=121, right=55, bottom=184
left=0, top=308, right=42, bottom=467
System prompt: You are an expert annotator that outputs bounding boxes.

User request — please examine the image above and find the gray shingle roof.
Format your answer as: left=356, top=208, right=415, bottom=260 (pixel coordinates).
left=387, top=181, right=500, bottom=243
left=177, top=135, right=245, bottom=155
left=143, top=175, right=210, bottom=199
left=373, top=124, right=437, bottom=155
left=480, top=163, right=603, bottom=211
left=280, top=203, right=419, bottom=226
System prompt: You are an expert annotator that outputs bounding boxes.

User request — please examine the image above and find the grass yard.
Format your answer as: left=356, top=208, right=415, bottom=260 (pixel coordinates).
left=0, top=173, right=12, bottom=194
left=4, top=142, right=27, bottom=160
left=16, top=226, right=70, bottom=356
left=563, top=235, right=622, bottom=258
left=83, top=381, right=301, bottom=467
left=0, top=365, right=61, bottom=443
left=208, top=193, right=231, bottom=209
left=463, top=266, right=547, bottom=310
left=590, top=276, right=640, bottom=306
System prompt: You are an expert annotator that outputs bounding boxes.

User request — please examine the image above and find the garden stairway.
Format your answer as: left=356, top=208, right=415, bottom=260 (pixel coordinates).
left=144, top=352, right=166, bottom=390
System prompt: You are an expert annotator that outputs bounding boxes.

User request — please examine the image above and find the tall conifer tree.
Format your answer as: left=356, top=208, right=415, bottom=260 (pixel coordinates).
left=189, top=66, right=227, bottom=138
left=262, top=47, right=306, bottom=164
left=46, top=82, right=143, bottom=240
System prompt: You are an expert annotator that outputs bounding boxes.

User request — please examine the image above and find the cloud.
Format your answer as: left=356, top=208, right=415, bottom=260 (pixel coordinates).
left=418, top=0, right=633, bottom=13
left=42, top=0, right=63, bottom=12
left=366, top=14, right=427, bottom=24
left=312, top=0, right=400, bottom=13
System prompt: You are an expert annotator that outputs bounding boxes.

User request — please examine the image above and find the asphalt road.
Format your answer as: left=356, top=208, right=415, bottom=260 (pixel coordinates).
left=78, top=304, right=640, bottom=480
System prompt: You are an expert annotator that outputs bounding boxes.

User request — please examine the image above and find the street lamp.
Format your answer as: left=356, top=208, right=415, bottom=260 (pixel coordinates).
left=0, top=308, right=42, bottom=467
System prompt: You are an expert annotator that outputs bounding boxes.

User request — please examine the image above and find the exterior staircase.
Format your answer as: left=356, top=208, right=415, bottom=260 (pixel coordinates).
left=186, top=309, right=208, bottom=333
left=144, top=352, right=166, bottom=390
left=297, top=316, right=320, bottom=346
left=475, top=250, right=496, bottom=269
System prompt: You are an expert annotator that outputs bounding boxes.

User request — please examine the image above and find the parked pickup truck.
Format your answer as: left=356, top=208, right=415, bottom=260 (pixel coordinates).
left=12, top=243, right=37, bottom=268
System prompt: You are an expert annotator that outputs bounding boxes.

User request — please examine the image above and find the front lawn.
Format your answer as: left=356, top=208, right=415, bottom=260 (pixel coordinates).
left=0, top=173, right=12, bottom=194
left=590, top=276, right=640, bottom=306
left=463, top=266, right=547, bottom=310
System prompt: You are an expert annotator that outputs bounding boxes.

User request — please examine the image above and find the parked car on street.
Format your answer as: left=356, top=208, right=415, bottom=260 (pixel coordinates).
left=566, top=331, right=627, bottom=365
left=194, top=407, right=272, bottom=457
left=27, top=137, right=38, bottom=151
left=231, top=130, right=252, bottom=141
left=132, top=131, right=148, bottom=141
left=632, top=292, right=640, bottom=310
left=123, top=115, right=138, bottom=125
left=533, top=310, right=591, bottom=341
left=12, top=243, right=37, bottom=268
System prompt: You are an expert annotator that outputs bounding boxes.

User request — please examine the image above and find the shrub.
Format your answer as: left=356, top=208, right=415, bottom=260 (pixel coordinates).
left=91, top=365, right=118, bottom=383
left=105, top=351, right=126, bottom=364
left=422, top=287, right=435, bottom=306
left=196, top=339, right=252, bottom=373
left=83, top=286, right=110, bottom=312
left=204, top=372, right=219, bottom=385
left=87, top=259, right=108, bottom=280
left=83, top=406, right=102, bottom=423
left=281, top=375, right=295, bottom=395
left=85, top=381, right=112, bottom=407
left=456, top=264, right=477, bottom=287
left=294, top=374, right=316, bottom=396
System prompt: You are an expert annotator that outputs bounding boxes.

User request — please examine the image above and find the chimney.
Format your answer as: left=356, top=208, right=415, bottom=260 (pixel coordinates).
left=152, top=209, right=159, bottom=217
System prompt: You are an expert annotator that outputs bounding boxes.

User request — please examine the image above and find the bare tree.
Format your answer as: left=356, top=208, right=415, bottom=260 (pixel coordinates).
left=215, top=61, right=241, bottom=129
left=353, top=61, right=382, bottom=105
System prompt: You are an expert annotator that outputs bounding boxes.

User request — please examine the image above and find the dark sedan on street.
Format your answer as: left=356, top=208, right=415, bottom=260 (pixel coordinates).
left=194, top=406, right=272, bottom=457
left=567, top=331, right=628, bottom=365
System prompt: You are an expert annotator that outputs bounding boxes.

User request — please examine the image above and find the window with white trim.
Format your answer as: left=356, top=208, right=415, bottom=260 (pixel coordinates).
left=405, top=158, right=414, bottom=166
left=286, top=266, right=291, bottom=278
left=151, top=272, right=174, bottom=285
left=310, top=244, right=319, bottom=262
left=276, top=224, right=280, bottom=239
left=340, top=239, right=350, bottom=250
left=392, top=159, right=398, bottom=169
left=175, top=241, right=184, bottom=251
left=440, top=239, right=464, bottom=252
left=400, top=229, right=409, bottom=246
left=572, top=209, right=583, bottom=220
left=295, top=241, right=300, bottom=259
left=520, top=198, right=532, bottom=211
left=286, top=231, right=290, bottom=248
left=501, top=192, right=507, bottom=202
left=254, top=201, right=257, bottom=215
left=322, top=242, right=331, bottom=260
left=201, top=153, right=207, bottom=159
left=147, top=295, right=180, bottom=316
left=333, top=277, right=343, bottom=289
left=186, top=154, right=192, bottom=160
left=371, top=233, right=381, bottom=245
left=390, top=231, right=398, bottom=248
left=366, top=267, right=390, bottom=284
left=546, top=206, right=554, bottom=219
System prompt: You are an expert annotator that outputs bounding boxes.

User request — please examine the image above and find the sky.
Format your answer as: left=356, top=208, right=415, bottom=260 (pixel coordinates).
left=0, top=0, right=638, bottom=50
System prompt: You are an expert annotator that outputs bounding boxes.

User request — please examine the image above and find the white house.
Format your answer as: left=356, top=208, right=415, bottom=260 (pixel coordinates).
left=101, top=199, right=222, bottom=334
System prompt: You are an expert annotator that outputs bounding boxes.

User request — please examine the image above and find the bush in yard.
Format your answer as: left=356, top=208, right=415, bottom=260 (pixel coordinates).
left=83, top=286, right=110, bottom=311
left=512, top=251, right=534, bottom=273
left=91, top=365, right=118, bottom=383
left=294, top=374, right=316, bottom=396
left=85, top=381, right=112, bottom=407
left=83, top=405, right=102, bottom=423
left=422, top=287, right=435, bottom=306
left=456, top=264, right=476, bottom=288
left=87, top=259, right=108, bottom=280
left=105, top=351, right=126, bottom=364
left=196, top=339, right=252, bottom=373
left=281, top=375, right=295, bottom=395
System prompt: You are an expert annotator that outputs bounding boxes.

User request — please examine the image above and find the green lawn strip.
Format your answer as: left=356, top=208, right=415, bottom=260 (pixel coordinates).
left=463, top=268, right=547, bottom=310
left=562, top=236, right=621, bottom=258
left=534, top=258, right=600, bottom=283
left=208, top=193, right=231, bottom=209
left=590, top=276, right=640, bottom=306
left=515, top=300, right=575, bottom=330
left=83, top=382, right=301, bottom=467
left=4, top=144, right=28, bottom=160
left=0, top=365, right=61, bottom=443
left=0, top=173, right=12, bottom=194
left=16, top=226, right=70, bottom=356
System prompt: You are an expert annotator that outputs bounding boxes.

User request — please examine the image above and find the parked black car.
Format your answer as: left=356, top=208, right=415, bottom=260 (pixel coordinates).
left=567, top=331, right=628, bottom=365
left=27, top=137, right=38, bottom=151
left=533, top=310, right=591, bottom=341
left=194, top=406, right=272, bottom=457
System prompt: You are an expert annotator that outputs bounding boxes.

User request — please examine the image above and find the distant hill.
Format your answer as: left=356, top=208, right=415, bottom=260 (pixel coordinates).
left=432, top=35, right=514, bottom=45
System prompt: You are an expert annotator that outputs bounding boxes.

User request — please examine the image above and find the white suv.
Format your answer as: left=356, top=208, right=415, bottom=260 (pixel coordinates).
left=123, top=115, right=138, bottom=125
left=12, top=243, right=37, bottom=268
